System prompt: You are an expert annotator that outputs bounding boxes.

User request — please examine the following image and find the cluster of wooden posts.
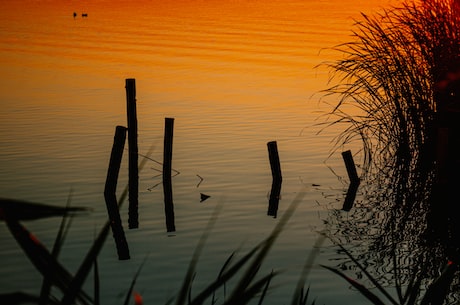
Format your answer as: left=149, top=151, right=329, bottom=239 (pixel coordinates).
left=103, top=78, right=184, bottom=260
left=103, top=78, right=361, bottom=260
left=102, top=79, right=170, bottom=260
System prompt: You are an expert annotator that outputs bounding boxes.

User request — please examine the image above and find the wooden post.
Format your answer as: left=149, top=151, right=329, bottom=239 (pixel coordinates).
left=342, top=181, right=360, bottom=212
left=104, top=125, right=130, bottom=260
left=267, top=141, right=282, bottom=181
left=267, top=141, right=282, bottom=217
left=341, top=150, right=360, bottom=184
left=341, top=150, right=360, bottom=211
left=163, top=118, right=175, bottom=232
left=126, top=78, right=139, bottom=229
left=268, top=180, right=282, bottom=218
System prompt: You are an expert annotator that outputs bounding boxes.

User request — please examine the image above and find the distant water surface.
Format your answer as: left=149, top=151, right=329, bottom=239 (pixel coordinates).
left=0, top=0, right=395, bottom=304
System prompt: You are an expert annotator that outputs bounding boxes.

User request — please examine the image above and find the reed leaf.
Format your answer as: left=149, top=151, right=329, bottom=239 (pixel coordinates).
left=223, top=271, right=278, bottom=305
left=174, top=199, right=224, bottom=305
left=0, top=197, right=89, bottom=221
left=189, top=245, right=261, bottom=305
left=4, top=216, right=93, bottom=305
left=420, top=261, right=457, bottom=305
left=228, top=190, right=307, bottom=300
left=40, top=189, right=75, bottom=305
left=123, top=255, right=149, bottom=305
left=320, top=265, right=386, bottom=305
left=257, top=270, right=274, bottom=305
left=211, top=252, right=235, bottom=304
left=94, top=255, right=100, bottom=305
left=290, top=233, right=326, bottom=305
left=0, top=292, right=57, bottom=305
left=61, top=146, right=153, bottom=305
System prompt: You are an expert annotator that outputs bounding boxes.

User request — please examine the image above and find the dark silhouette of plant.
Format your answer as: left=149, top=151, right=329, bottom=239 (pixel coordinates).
left=319, top=0, right=460, bottom=303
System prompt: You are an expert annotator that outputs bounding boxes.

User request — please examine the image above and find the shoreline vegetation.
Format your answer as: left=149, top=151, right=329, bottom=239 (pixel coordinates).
left=318, top=0, right=460, bottom=303
left=1, top=0, right=460, bottom=304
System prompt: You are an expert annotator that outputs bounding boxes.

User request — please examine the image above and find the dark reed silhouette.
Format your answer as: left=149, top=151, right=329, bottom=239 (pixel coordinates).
left=319, top=0, right=460, bottom=303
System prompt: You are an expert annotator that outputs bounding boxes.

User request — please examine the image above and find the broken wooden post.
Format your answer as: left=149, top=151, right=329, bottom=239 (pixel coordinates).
left=104, top=125, right=130, bottom=260
left=163, top=118, right=176, bottom=232
left=268, top=180, right=282, bottom=218
left=126, top=78, right=139, bottom=229
left=341, top=150, right=360, bottom=211
left=342, top=181, right=360, bottom=212
left=267, top=141, right=282, bottom=217
left=342, top=150, right=360, bottom=184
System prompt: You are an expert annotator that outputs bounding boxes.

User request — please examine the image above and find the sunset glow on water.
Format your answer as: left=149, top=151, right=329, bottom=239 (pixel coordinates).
left=1, top=0, right=396, bottom=304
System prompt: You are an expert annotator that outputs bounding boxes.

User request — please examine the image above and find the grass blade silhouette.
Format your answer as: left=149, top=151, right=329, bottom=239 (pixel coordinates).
left=420, top=260, right=457, bottom=305
left=174, top=199, right=224, bottom=305
left=4, top=216, right=92, bottom=305
left=189, top=246, right=261, bottom=305
left=211, top=252, right=235, bottom=304
left=257, top=270, right=275, bottom=305
left=123, top=255, right=149, bottom=305
left=61, top=146, right=154, bottom=305
left=228, top=190, right=307, bottom=301
left=291, top=233, right=325, bottom=305
left=223, top=271, right=278, bottom=305
left=0, top=197, right=89, bottom=221
left=39, top=189, right=75, bottom=305
left=320, top=264, right=386, bottom=305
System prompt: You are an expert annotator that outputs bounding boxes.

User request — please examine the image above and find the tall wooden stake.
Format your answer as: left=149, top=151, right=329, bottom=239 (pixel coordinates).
left=126, top=78, right=139, bottom=229
left=163, top=118, right=176, bottom=232
left=267, top=141, right=282, bottom=217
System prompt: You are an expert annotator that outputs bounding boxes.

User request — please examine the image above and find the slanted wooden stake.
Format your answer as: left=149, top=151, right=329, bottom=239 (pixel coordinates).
left=342, top=181, right=360, bottom=212
left=341, top=150, right=360, bottom=211
left=104, top=125, right=130, bottom=260
left=342, top=150, right=360, bottom=184
left=126, top=78, right=139, bottom=229
left=267, top=141, right=282, bottom=217
left=163, top=118, right=176, bottom=232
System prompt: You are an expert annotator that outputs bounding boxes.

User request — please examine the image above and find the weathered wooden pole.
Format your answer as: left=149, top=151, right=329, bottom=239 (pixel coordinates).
left=267, top=141, right=282, bottom=181
left=341, top=150, right=360, bottom=211
left=104, top=125, right=130, bottom=260
left=267, top=141, right=282, bottom=217
left=342, top=181, right=360, bottom=212
left=341, top=150, right=360, bottom=185
left=125, top=78, right=139, bottom=229
left=268, top=180, right=282, bottom=218
left=163, top=118, right=176, bottom=232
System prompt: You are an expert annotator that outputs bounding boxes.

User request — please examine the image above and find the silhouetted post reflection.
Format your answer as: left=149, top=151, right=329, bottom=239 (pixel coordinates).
left=104, top=125, right=130, bottom=260
left=163, top=118, right=176, bottom=232
left=341, top=150, right=360, bottom=211
left=126, top=78, right=139, bottom=229
left=267, top=141, right=282, bottom=217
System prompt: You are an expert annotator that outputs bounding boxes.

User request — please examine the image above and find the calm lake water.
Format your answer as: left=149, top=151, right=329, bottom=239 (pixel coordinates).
left=0, top=0, right=396, bottom=304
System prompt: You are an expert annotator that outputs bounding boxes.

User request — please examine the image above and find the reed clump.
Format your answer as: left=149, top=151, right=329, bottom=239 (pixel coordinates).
left=321, top=0, right=460, bottom=256
left=318, top=0, right=460, bottom=302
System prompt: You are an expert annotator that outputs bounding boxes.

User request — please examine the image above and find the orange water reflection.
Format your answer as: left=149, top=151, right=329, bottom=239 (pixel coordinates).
left=0, top=0, right=396, bottom=111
